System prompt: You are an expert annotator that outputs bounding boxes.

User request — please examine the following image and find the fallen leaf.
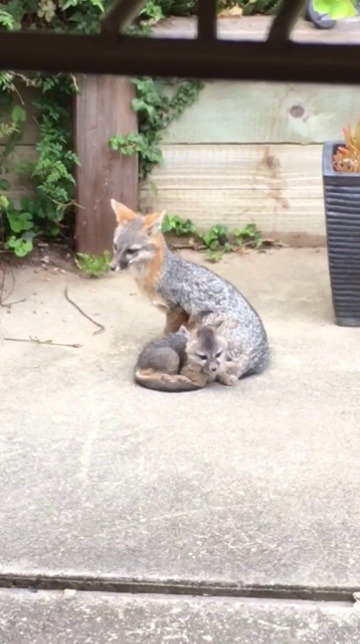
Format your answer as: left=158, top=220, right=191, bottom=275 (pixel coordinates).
left=218, top=6, right=243, bottom=17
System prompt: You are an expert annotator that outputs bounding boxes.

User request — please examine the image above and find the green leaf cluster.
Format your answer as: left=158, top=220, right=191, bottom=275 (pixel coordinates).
left=110, top=77, right=203, bottom=181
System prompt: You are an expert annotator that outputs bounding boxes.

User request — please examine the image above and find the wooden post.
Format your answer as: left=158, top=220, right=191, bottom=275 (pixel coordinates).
left=75, top=75, right=138, bottom=255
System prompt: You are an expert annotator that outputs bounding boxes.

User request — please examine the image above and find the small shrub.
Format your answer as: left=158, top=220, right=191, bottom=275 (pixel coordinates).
left=162, top=213, right=198, bottom=235
left=76, top=251, right=111, bottom=277
left=201, top=224, right=229, bottom=250
left=233, top=223, right=262, bottom=249
left=159, top=212, right=263, bottom=261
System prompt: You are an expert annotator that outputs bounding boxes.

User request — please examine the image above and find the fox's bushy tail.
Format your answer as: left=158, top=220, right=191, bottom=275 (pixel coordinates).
left=134, top=369, right=202, bottom=392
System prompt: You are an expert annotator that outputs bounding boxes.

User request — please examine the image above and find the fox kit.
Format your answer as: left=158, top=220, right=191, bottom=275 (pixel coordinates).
left=134, top=320, right=234, bottom=392
left=110, top=200, right=269, bottom=380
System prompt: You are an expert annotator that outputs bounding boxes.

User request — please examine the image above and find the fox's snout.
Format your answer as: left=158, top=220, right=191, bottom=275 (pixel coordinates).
left=110, top=258, right=128, bottom=271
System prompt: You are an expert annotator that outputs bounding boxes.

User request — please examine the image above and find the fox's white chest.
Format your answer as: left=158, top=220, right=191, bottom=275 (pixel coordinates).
left=131, top=264, right=169, bottom=312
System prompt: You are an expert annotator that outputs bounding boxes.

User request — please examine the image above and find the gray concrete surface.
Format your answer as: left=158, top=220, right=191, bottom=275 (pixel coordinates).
left=1, top=248, right=360, bottom=593
left=1, top=589, right=360, bottom=644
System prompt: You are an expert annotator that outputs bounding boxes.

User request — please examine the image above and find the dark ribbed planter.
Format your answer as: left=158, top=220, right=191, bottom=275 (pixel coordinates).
left=323, top=141, right=360, bottom=326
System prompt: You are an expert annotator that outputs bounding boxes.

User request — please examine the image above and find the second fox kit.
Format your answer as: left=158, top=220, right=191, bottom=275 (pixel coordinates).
left=110, top=200, right=269, bottom=380
left=135, top=318, right=237, bottom=392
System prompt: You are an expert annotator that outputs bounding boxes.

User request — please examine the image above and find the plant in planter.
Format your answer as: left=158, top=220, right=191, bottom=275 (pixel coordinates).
left=323, top=119, right=360, bottom=326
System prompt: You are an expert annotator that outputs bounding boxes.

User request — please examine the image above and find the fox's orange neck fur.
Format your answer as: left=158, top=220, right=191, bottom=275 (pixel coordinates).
left=133, top=231, right=166, bottom=303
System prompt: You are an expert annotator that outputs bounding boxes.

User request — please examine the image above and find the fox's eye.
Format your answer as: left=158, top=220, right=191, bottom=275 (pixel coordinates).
left=127, top=248, right=138, bottom=255
left=196, top=353, right=207, bottom=360
left=215, top=351, right=223, bottom=358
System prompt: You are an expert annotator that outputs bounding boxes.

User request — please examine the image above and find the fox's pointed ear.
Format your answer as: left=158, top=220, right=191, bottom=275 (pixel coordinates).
left=110, top=199, right=137, bottom=224
left=186, top=314, right=200, bottom=331
left=143, top=209, right=166, bottom=235
left=179, top=324, right=191, bottom=340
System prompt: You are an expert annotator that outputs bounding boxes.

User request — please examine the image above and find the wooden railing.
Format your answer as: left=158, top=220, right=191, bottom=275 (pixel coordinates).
left=0, top=0, right=359, bottom=85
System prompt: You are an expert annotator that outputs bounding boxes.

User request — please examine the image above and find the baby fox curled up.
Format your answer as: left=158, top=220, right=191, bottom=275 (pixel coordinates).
left=110, top=200, right=269, bottom=381
left=135, top=317, right=238, bottom=392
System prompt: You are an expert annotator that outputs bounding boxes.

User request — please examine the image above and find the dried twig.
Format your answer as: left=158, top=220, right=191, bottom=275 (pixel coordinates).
left=4, top=336, right=82, bottom=348
left=64, top=286, right=105, bottom=335
left=0, top=264, right=25, bottom=308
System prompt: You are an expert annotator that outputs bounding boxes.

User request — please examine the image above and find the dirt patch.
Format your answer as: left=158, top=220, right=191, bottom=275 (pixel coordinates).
left=0, top=241, right=78, bottom=275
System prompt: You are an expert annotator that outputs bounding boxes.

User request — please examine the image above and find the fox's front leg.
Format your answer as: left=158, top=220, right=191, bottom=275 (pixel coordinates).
left=217, top=355, right=255, bottom=386
left=164, top=308, right=189, bottom=335
left=217, top=360, right=239, bottom=387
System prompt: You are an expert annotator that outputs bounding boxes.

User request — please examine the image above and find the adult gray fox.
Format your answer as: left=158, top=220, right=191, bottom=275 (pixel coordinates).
left=110, top=200, right=269, bottom=380
left=134, top=316, right=238, bottom=392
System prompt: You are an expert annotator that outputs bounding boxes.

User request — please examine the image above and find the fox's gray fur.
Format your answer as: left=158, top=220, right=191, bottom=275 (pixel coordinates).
left=111, top=201, right=269, bottom=381
left=134, top=323, right=229, bottom=392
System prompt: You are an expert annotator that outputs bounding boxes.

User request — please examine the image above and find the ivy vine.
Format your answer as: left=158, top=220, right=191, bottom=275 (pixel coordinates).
left=109, top=77, right=203, bottom=181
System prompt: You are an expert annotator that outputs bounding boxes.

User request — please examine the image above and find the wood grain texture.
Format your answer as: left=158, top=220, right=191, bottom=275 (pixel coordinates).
left=162, top=80, right=360, bottom=145
left=75, top=75, right=138, bottom=255
left=140, top=144, right=326, bottom=236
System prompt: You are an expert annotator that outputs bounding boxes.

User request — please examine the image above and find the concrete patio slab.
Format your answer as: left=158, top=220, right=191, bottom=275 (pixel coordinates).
left=1, top=248, right=360, bottom=591
left=0, top=589, right=359, bottom=644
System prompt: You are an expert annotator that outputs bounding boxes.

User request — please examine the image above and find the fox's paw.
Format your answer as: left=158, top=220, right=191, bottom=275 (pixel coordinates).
left=218, top=373, right=238, bottom=387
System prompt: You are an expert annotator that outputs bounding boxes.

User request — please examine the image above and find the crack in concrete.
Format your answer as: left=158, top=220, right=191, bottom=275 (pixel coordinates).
left=0, top=575, right=356, bottom=604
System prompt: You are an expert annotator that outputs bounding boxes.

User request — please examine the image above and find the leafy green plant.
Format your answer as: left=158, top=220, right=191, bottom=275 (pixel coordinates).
left=233, top=223, right=262, bottom=249
left=313, top=0, right=356, bottom=18
left=109, top=132, right=163, bottom=177
left=161, top=213, right=198, bottom=235
left=6, top=233, right=35, bottom=257
left=201, top=224, right=230, bottom=251
left=201, top=224, right=233, bottom=262
left=138, top=1, right=164, bottom=24
left=160, top=213, right=263, bottom=262
left=1, top=197, right=40, bottom=257
left=76, top=251, right=111, bottom=277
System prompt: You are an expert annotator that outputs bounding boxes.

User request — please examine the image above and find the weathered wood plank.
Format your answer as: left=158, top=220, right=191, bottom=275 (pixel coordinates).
left=75, top=75, right=138, bottom=255
left=140, top=143, right=326, bottom=236
left=162, top=80, right=360, bottom=145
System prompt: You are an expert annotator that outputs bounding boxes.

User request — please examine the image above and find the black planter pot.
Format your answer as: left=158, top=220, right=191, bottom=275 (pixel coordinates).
left=323, top=141, right=360, bottom=326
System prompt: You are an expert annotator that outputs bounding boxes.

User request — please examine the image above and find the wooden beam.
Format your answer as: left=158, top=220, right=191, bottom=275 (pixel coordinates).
left=1, top=32, right=360, bottom=85
left=267, top=0, right=306, bottom=43
left=197, top=0, right=217, bottom=42
left=101, top=0, right=147, bottom=35
left=75, top=75, right=138, bottom=255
